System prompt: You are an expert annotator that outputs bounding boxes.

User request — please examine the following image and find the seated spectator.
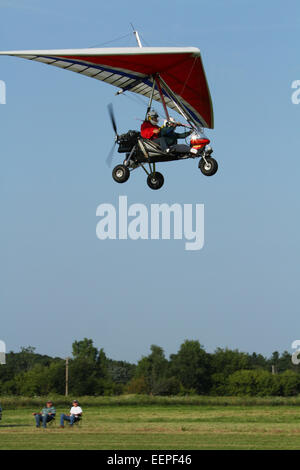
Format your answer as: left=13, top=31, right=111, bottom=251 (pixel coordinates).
left=60, top=400, right=83, bottom=428
left=33, top=401, right=56, bottom=428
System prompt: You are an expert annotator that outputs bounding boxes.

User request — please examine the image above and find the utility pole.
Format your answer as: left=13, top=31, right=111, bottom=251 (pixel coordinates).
left=65, top=357, right=69, bottom=396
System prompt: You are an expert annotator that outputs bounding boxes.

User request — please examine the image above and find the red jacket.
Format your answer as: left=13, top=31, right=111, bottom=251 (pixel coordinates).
left=141, top=121, right=160, bottom=140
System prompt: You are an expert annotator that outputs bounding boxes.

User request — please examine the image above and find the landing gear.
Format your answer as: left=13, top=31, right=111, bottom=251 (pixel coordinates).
left=112, top=164, right=130, bottom=183
left=111, top=152, right=218, bottom=188
left=147, top=172, right=164, bottom=190
left=199, top=157, right=218, bottom=176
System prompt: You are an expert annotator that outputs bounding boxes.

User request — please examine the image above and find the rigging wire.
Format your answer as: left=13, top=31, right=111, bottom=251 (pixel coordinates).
left=119, top=92, right=166, bottom=122
left=119, top=91, right=149, bottom=107
left=95, top=29, right=187, bottom=125
left=139, top=34, right=151, bottom=47
left=87, top=32, right=132, bottom=48
left=179, top=56, right=198, bottom=96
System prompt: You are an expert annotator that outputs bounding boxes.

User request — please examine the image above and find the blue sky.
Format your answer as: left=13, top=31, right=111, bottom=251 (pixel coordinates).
left=0, top=0, right=299, bottom=363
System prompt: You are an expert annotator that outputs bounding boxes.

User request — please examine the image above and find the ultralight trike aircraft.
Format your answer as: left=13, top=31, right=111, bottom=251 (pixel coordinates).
left=0, top=31, right=217, bottom=190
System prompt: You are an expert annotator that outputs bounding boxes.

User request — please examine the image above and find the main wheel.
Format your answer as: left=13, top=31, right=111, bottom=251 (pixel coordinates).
left=147, top=172, right=164, bottom=190
left=199, top=157, right=218, bottom=176
left=112, top=164, right=130, bottom=183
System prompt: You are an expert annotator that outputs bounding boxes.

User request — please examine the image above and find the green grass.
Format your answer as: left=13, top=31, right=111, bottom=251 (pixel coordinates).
left=3, top=394, right=300, bottom=408
left=1, top=402, right=300, bottom=449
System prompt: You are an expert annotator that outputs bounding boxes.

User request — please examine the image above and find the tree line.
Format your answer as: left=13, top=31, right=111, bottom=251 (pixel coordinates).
left=0, top=339, right=299, bottom=397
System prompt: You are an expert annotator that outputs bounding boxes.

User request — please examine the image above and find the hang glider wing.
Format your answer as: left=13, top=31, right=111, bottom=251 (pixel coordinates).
left=0, top=46, right=214, bottom=128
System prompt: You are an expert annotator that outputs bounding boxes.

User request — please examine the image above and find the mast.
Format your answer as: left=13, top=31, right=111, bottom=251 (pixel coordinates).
left=116, top=26, right=143, bottom=97
left=130, top=27, right=171, bottom=123
left=131, top=24, right=143, bottom=48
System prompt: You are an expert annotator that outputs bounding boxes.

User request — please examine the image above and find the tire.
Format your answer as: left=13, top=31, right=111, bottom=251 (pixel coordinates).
left=199, top=157, right=218, bottom=176
left=112, top=164, right=130, bottom=183
left=147, top=172, right=164, bottom=190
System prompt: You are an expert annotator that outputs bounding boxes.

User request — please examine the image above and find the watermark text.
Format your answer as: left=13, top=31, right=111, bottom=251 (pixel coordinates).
left=291, top=80, right=300, bottom=104
left=96, top=196, right=204, bottom=251
left=291, top=340, right=300, bottom=365
left=0, top=340, right=6, bottom=365
left=0, top=80, right=6, bottom=105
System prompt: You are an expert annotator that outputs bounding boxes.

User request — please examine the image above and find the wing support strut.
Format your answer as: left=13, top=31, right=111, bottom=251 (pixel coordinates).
left=158, top=76, right=202, bottom=130
left=154, top=74, right=170, bottom=121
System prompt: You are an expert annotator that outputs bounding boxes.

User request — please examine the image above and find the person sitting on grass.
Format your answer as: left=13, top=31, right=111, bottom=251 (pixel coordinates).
left=60, top=400, right=83, bottom=428
left=33, top=401, right=56, bottom=428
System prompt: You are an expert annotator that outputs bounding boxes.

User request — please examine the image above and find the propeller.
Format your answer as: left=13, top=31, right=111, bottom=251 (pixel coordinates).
left=106, top=103, right=119, bottom=168
left=105, top=141, right=117, bottom=168
left=108, top=103, right=118, bottom=137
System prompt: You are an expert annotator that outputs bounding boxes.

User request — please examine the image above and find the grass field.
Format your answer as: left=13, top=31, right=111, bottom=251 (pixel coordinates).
left=1, top=399, right=300, bottom=450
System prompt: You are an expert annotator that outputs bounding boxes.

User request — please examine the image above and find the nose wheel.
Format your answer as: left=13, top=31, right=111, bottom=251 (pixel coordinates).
left=147, top=172, right=164, bottom=190
left=199, top=157, right=218, bottom=176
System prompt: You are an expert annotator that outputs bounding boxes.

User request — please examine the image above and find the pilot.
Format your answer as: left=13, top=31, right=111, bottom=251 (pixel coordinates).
left=140, top=109, right=170, bottom=151
left=140, top=109, right=161, bottom=140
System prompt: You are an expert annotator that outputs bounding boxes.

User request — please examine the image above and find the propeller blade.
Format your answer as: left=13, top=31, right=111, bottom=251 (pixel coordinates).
left=106, top=141, right=117, bottom=168
left=108, top=103, right=118, bottom=136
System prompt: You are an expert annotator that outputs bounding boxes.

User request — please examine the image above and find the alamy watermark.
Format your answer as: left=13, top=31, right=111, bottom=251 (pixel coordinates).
left=291, top=340, right=300, bottom=365
left=291, top=80, right=300, bottom=104
left=0, top=80, right=6, bottom=105
left=96, top=196, right=204, bottom=251
left=0, top=340, right=6, bottom=365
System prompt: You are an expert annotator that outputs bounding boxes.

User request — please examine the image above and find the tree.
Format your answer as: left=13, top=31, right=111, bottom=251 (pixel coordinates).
left=151, top=377, right=181, bottom=396
left=107, top=359, right=136, bottom=385
left=279, top=370, right=300, bottom=396
left=68, top=358, right=99, bottom=395
left=211, top=348, right=252, bottom=377
left=125, top=377, right=148, bottom=394
left=227, top=369, right=281, bottom=396
left=12, top=361, right=65, bottom=396
left=249, top=352, right=268, bottom=370
left=69, top=340, right=118, bottom=395
left=135, top=345, right=169, bottom=393
left=169, top=340, right=211, bottom=394
left=276, top=351, right=295, bottom=373
left=72, top=338, right=98, bottom=362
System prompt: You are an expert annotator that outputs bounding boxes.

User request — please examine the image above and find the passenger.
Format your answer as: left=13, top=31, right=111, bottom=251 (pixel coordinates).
left=160, top=117, right=192, bottom=153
